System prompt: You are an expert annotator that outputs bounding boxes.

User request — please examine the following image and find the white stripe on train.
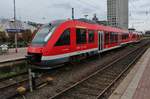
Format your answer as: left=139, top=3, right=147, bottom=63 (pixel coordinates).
left=41, top=42, right=134, bottom=61
left=41, top=48, right=98, bottom=60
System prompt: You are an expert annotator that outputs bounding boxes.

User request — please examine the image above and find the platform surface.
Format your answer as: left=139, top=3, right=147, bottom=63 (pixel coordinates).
left=0, top=47, right=27, bottom=63
left=109, top=48, right=150, bottom=99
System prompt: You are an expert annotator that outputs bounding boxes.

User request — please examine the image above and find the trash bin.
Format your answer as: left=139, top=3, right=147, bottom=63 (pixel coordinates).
left=0, top=44, right=9, bottom=53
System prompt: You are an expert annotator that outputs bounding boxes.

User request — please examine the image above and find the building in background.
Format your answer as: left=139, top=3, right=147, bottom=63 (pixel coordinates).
left=0, top=18, right=38, bottom=46
left=107, top=0, right=128, bottom=29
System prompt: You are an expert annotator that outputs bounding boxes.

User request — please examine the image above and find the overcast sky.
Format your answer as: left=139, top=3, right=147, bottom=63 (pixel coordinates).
left=0, top=0, right=149, bottom=31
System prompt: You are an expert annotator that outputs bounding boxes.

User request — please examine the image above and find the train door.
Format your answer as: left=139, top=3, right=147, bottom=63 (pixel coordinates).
left=118, top=33, right=122, bottom=45
left=76, top=28, right=87, bottom=51
left=98, top=31, right=104, bottom=51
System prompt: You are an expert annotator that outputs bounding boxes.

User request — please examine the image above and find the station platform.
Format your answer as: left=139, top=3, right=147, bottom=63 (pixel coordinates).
left=109, top=48, right=150, bottom=99
left=0, top=47, right=27, bottom=63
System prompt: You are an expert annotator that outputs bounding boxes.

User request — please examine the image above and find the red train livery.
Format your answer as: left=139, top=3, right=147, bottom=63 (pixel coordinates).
left=27, top=19, right=142, bottom=69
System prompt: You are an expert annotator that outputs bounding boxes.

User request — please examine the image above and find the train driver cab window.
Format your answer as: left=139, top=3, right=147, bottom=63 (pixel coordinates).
left=88, top=30, right=95, bottom=43
left=55, top=29, right=70, bottom=46
left=76, top=28, right=87, bottom=44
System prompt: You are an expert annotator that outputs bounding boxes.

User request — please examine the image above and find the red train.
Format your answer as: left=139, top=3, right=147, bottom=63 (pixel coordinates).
left=27, top=19, right=142, bottom=69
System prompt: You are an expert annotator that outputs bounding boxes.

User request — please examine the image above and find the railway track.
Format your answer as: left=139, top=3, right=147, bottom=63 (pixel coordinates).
left=0, top=70, right=53, bottom=99
left=0, top=72, right=27, bottom=82
left=0, top=73, right=29, bottom=99
left=50, top=42, right=149, bottom=99
left=0, top=40, right=149, bottom=99
left=0, top=71, right=28, bottom=89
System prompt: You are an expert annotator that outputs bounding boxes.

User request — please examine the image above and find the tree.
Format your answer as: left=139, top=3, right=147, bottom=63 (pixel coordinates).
left=0, top=31, right=8, bottom=43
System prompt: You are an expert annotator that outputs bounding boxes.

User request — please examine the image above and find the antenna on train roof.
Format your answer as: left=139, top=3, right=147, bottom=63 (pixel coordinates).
left=84, top=15, right=88, bottom=19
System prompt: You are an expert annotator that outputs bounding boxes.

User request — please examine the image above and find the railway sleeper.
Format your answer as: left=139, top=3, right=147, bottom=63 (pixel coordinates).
left=95, top=71, right=118, bottom=77
left=83, top=80, right=112, bottom=89
left=78, top=91, right=99, bottom=97
left=104, top=69, right=121, bottom=74
left=70, top=89, right=99, bottom=97
left=106, top=67, right=124, bottom=72
left=79, top=82, right=107, bottom=90
left=103, top=71, right=119, bottom=76
left=64, top=93, right=95, bottom=99
left=97, top=74, right=116, bottom=80
left=79, top=84, right=104, bottom=91
left=89, top=78, right=113, bottom=85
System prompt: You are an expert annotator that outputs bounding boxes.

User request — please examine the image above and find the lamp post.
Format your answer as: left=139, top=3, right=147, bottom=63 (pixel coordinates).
left=13, top=0, right=18, bottom=53
left=72, top=8, right=74, bottom=20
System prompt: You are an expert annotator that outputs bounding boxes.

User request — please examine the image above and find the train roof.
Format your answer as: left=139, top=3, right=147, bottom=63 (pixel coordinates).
left=76, top=18, right=98, bottom=24
left=48, top=19, right=67, bottom=26
left=47, top=19, right=129, bottom=33
left=75, top=19, right=129, bottom=33
left=48, top=18, right=97, bottom=26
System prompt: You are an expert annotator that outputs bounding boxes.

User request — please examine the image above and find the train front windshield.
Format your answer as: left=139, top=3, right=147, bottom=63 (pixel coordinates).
left=32, top=24, right=56, bottom=46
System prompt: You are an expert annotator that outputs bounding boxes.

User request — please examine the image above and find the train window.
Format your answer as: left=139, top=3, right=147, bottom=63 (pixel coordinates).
left=88, top=30, right=95, bottom=43
left=110, top=32, right=114, bottom=43
left=122, top=33, right=128, bottom=40
left=32, top=24, right=56, bottom=45
left=76, top=28, right=87, bottom=44
left=114, top=33, right=118, bottom=43
left=105, top=32, right=109, bottom=44
left=55, top=29, right=70, bottom=46
left=111, top=32, right=118, bottom=43
left=132, top=34, right=136, bottom=38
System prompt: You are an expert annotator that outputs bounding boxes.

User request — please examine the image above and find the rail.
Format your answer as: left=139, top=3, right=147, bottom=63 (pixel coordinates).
left=50, top=42, right=149, bottom=99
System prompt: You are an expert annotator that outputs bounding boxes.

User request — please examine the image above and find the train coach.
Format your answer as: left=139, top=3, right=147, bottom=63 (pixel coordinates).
left=27, top=19, right=142, bottom=69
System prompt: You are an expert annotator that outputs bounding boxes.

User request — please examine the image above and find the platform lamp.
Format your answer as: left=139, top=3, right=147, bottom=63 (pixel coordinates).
left=13, top=0, right=18, bottom=53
